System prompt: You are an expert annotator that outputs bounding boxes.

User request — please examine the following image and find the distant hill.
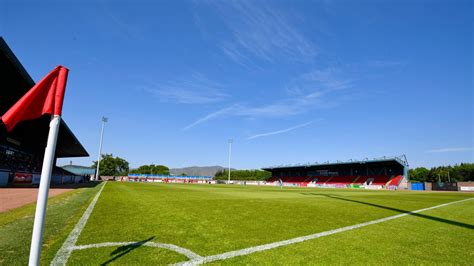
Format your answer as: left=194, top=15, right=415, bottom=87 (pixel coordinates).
left=170, top=166, right=234, bottom=177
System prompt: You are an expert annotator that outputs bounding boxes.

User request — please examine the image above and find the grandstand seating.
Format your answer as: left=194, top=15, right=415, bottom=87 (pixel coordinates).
left=286, top=176, right=308, bottom=182
left=325, top=176, right=357, bottom=184
left=266, top=174, right=403, bottom=188
left=0, top=148, right=42, bottom=173
left=370, top=175, right=391, bottom=185
left=352, top=176, right=370, bottom=184
left=387, top=175, right=403, bottom=186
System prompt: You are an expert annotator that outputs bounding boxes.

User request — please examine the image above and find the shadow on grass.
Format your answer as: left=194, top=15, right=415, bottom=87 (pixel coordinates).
left=101, top=236, right=155, bottom=265
left=301, top=193, right=474, bottom=230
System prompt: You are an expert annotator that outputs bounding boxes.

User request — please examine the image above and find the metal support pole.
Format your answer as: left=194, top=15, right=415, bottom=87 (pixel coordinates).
left=228, top=139, right=233, bottom=184
left=95, top=117, right=108, bottom=181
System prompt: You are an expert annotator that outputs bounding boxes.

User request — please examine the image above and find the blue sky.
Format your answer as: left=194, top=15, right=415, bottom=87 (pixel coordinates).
left=1, top=0, right=472, bottom=169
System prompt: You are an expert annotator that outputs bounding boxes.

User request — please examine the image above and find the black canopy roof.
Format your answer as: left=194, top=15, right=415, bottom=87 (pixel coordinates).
left=0, top=37, right=88, bottom=158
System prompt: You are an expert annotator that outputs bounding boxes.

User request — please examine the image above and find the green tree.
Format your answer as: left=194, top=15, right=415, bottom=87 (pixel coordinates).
left=409, top=163, right=474, bottom=182
left=129, top=164, right=169, bottom=175
left=453, top=163, right=474, bottom=181
left=92, top=154, right=129, bottom=176
left=214, top=169, right=271, bottom=181
left=409, top=167, right=429, bottom=182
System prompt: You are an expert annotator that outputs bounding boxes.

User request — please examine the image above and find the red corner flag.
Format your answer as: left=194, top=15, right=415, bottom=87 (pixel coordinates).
left=1, top=65, right=69, bottom=132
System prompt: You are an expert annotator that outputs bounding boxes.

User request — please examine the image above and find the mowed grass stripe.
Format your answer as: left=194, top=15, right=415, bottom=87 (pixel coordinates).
left=70, top=182, right=472, bottom=264
left=179, top=198, right=473, bottom=265
left=208, top=198, right=474, bottom=265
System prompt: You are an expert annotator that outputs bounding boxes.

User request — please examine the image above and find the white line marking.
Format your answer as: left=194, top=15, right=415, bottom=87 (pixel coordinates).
left=176, top=197, right=474, bottom=265
left=71, top=242, right=202, bottom=260
left=51, top=182, right=107, bottom=265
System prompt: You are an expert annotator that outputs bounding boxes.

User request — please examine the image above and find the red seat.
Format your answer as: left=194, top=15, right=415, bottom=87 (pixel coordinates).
left=325, top=176, right=357, bottom=184
left=387, top=175, right=403, bottom=186
left=353, top=176, right=370, bottom=184
left=370, top=175, right=391, bottom=185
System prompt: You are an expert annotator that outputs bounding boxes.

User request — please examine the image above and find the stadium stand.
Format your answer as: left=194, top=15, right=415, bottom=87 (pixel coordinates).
left=263, top=156, right=409, bottom=189
left=0, top=37, right=89, bottom=187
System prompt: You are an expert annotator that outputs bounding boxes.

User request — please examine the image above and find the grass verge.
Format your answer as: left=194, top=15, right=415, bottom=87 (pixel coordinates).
left=0, top=183, right=101, bottom=265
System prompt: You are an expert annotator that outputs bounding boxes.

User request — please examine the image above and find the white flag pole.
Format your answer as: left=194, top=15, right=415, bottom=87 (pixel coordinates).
left=28, top=115, right=61, bottom=266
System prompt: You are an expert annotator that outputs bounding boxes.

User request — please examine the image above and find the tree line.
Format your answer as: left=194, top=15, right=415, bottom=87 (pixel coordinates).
left=92, top=154, right=169, bottom=176
left=129, top=164, right=169, bottom=175
left=214, top=169, right=271, bottom=181
left=409, top=163, right=474, bottom=182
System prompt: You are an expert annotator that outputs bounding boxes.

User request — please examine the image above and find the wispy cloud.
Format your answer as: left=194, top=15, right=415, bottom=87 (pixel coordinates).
left=182, top=105, right=238, bottom=131
left=182, top=93, right=324, bottom=131
left=142, top=73, right=228, bottom=104
left=367, top=60, right=406, bottom=68
left=426, top=147, right=474, bottom=153
left=301, top=67, right=353, bottom=91
left=182, top=89, right=337, bottom=130
left=198, top=1, right=317, bottom=64
left=219, top=41, right=263, bottom=70
left=99, top=0, right=144, bottom=39
left=183, top=66, right=352, bottom=130
left=247, top=121, right=314, bottom=140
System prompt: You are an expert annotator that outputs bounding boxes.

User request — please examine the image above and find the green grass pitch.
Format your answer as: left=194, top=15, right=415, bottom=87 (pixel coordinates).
left=1, top=182, right=473, bottom=265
